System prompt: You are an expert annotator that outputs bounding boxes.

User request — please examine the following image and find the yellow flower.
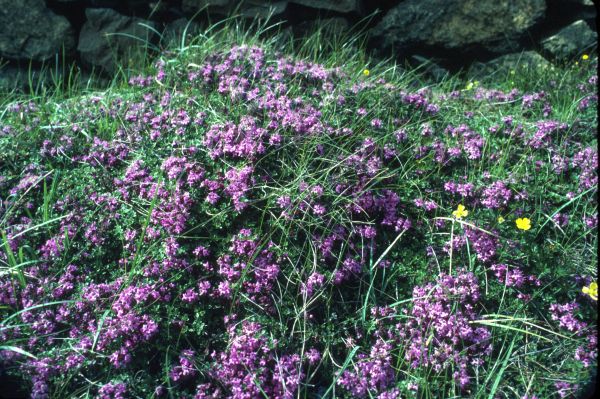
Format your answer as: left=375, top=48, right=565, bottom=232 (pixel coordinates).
left=515, top=217, right=532, bottom=231
left=363, top=69, right=370, bottom=76
left=497, top=216, right=505, bottom=224
left=582, top=54, right=589, bottom=60
left=465, top=82, right=474, bottom=90
left=582, top=282, right=598, bottom=301
left=452, top=204, right=469, bottom=219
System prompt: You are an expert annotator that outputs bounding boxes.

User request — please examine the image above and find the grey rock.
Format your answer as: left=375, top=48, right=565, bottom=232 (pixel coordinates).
left=0, top=65, right=28, bottom=92
left=182, top=0, right=288, bottom=18
left=563, top=0, right=594, bottom=5
left=182, top=0, right=229, bottom=14
left=294, top=17, right=350, bottom=37
left=240, top=1, right=288, bottom=18
left=541, top=20, right=597, bottom=60
left=162, top=18, right=202, bottom=46
left=78, top=8, right=157, bottom=73
left=469, top=51, right=551, bottom=79
left=290, top=0, right=359, bottom=13
left=0, top=0, right=75, bottom=61
left=372, top=0, right=546, bottom=55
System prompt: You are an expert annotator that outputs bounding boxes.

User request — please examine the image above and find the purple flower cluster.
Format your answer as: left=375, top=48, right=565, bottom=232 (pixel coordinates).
left=79, top=137, right=130, bottom=167
left=549, top=302, right=588, bottom=334
left=337, top=337, right=397, bottom=398
left=224, top=166, right=255, bottom=211
left=489, top=263, right=540, bottom=289
left=0, top=34, right=596, bottom=399
left=445, top=124, right=486, bottom=160
left=397, top=271, right=492, bottom=390
left=571, top=147, right=598, bottom=190
left=204, top=116, right=274, bottom=160
left=480, top=181, right=512, bottom=209
left=170, top=349, right=198, bottom=382
left=444, top=180, right=475, bottom=198
left=464, top=227, right=499, bottom=263
left=97, top=382, right=128, bottom=399
left=200, top=320, right=303, bottom=399
left=528, top=120, right=566, bottom=149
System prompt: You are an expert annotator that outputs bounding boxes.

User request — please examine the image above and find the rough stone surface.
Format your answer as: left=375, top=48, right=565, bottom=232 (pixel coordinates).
left=1, top=0, right=598, bottom=92
left=182, top=0, right=229, bottom=14
left=182, top=0, right=288, bottom=17
left=163, top=18, right=202, bottom=46
left=0, top=65, right=28, bottom=92
left=293, top=17, right=350, bottom=37
left=78, top=8, right=157, bottom=73
left=290, top=0, right=359, bottom=13
left=541, top=20, right=597, bottom=60
left=0, top=0, right=75, bottom=61
left=469, top=51, right=551, bottom=79
left=564, top=0, right=594, bottom=5
left=241, top=1, right=288, bottom=18
left=371, top=0, right=546, bottom=55
left=182, top=0, right=358, bottom=15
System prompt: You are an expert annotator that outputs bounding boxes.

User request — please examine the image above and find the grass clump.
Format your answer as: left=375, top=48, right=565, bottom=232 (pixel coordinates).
left=0, top=20, right=597, bottom=399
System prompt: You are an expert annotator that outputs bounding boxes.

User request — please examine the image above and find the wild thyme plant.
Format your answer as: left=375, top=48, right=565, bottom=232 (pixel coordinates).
left=0, top=21, right=597, bottom=399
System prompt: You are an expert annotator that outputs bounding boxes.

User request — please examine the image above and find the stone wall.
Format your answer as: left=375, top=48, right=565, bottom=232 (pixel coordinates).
left=0, top=0, right=597, bottom=90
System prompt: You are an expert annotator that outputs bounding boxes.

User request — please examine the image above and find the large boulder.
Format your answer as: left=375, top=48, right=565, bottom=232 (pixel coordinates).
left=293, top=17, right=350, bottom=37
left=182, top=0, right=358, bottom=16
left=469, top=51, right=551, bottom=79
left=0, top=0, right=75, bottom=62
left=290, top=0, right=359, bottom=13
left=78, top=8, right=157, bottom=74
left=371, top=0, right=546, bottom=56
left=162, top=18, right=202, bottom=46
left=541, top=20, right=597, bottom=60
left=182, top=0, right=229, bottom=14
left=182, top=0, right=288, bottom=18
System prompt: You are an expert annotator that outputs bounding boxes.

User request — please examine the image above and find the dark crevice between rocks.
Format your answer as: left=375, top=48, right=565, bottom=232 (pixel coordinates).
left=285, top=2, right=350, bottom=25
left=368, top=1, right=597, bottom=76
left=46, top=0, right=87, bottom=36
left=366, top=38, right=506, bottom=75
left=526, top=0, right=597, bottom=47
left=46, top=1, right=186, bottom=29
left=360, top=0, right=403, bottom=27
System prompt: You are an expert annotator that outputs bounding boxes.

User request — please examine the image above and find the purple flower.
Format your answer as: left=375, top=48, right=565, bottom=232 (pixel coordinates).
left=301, top=272, right=325, bottom=297
left=397, top=271, right=492, bottom=390
left=98, top=382, right=127, bottom=399
left=549, top=302, right=587, bottom=334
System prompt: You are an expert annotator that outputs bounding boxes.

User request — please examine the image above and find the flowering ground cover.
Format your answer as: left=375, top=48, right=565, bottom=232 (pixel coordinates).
left=0, top=22, right=597, bottom=398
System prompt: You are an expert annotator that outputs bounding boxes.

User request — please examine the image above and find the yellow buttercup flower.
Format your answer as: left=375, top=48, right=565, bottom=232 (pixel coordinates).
left=515, top=217, right=532, bottom=231
left=497, top=216, right=505, bottom=224
left=363, top=69, right=370, bottom=76
left=452, top=204, right=469, bottom=219
left=582, top=54, right=589, bottom=60
left=582, top=282, right=598, bottom=301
